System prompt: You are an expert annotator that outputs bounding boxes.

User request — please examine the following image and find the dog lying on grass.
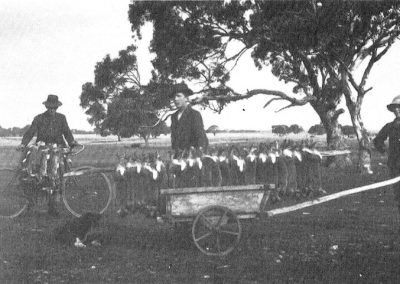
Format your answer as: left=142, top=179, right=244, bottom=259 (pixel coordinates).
left=54, top=212, right=102, bottom=247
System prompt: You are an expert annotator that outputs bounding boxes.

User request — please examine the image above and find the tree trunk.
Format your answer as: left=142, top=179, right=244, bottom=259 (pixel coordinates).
left=311, top=99, right=350, bottom=168
left=344, top=94, right=372, bottom=174
left=142, top=135, right=149, bottom=147
left=319, top=110, right=344, bottom=150
left=341, top=73, right=372, bottom=174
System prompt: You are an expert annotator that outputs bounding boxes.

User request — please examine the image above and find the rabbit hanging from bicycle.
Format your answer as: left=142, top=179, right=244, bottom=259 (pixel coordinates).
left=18, top=142, right=72, bottom=216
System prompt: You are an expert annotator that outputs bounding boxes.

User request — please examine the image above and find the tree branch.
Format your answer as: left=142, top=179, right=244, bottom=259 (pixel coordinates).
left=138, top=108, right=176, bottom=129
left=263, top=97, right=285, bottom=108
left=192, top=87, right=315, bottom=109
left=332, top=108, right=345, bottom=121
left=292, top=50, right=320, bottom=93
left=359, top=50, right=377, bottom=92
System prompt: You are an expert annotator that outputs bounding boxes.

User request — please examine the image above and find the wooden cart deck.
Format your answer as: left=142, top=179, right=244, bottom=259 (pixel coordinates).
left=160, top=184, right=271, bottom=222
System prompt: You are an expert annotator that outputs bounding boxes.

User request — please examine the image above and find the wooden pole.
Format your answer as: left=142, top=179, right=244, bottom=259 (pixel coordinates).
left=63, top=167, right=114, bottom=177
left=266, top=176, right=400, bottom=217
left=319, top=150, right=352, bottom=157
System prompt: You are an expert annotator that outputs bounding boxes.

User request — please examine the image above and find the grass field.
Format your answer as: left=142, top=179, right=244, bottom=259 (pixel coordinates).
left=1, top=133, right=399, bottom=283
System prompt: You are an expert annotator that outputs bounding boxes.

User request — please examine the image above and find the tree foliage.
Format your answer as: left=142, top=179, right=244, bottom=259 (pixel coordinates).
left=289, top=124, right=304, bottom=134
left=128, top=0, right=400, bottom=159
left=341, top=125, right=356, bottom=137
left=272, top=124, right=304, bottom=135
left=308, top=124, right=326, bottom=135
left=206, top=125, right=220, bottom=136
left=272, top=125, right=290, bottom=136
left=80, top=45, right=167, bottom=142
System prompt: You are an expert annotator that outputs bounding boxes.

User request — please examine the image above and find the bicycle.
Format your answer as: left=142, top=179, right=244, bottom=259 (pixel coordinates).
left=0, top=143, right=113, bottom=218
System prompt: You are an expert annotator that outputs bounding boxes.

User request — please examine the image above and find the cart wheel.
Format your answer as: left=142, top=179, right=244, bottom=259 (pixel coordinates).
left=192, top=205, right=241, bottom=256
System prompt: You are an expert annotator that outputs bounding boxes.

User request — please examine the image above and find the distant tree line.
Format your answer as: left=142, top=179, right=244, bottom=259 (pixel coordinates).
left=71, top=129, right=96, bottom=135
left=271, top=123, right=360, bottom=137
left=0, top=125, right=97, bottom=137
left=308, top=124, right=363, bottom=137
left=272, top=124, right=304, bottom=136
left=0, top=125, right=30, bottom=137
left=205, top=125, right=260, bottom=136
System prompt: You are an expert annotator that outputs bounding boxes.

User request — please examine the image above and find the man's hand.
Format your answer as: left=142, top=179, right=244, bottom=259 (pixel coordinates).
left=16, top=144, right=25, bottom=151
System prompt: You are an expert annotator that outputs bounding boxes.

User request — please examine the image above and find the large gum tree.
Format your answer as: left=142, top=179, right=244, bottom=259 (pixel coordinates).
left=129, top=0, right=400, bottom=171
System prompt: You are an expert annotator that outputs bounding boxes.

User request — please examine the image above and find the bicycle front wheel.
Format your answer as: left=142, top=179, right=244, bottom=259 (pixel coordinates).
left=0, top=168, right=28, bottom=218
left=62, top=167, right=113, bottom=217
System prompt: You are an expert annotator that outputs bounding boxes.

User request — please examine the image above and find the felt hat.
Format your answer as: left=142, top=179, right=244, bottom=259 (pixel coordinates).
left=43, top=94, right=62, bottom=108
left=169, top=83, right=193, bottom=98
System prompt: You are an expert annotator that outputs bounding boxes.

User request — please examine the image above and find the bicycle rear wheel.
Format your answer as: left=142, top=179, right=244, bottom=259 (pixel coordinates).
left=62, top=167, right=113, bottom=217
left=0, top=169, right=28, bottom=218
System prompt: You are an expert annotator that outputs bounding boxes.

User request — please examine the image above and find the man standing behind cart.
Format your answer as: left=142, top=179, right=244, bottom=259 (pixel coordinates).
left=170, top=83, right=208, bottom=155
left=374, top=95, right=400, bottom=215
left=17, top=94, right=79, bottom=216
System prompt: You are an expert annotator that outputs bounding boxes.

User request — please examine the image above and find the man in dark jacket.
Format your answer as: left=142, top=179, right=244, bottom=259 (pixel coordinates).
left=19, top=94, right=77, bottom=148
left=374, top=95, right=400, bottom=212
left=17, top=94, right=79, bottom=216
left=170, top=84, right=208, bottom=155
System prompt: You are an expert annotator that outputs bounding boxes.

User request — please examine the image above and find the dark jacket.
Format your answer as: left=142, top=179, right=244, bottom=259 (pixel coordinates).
left=373, top=118, right=400, bottom=169
left=171, top=106, right=208, bottom=152
left=21, top=111, right=75, bottom=146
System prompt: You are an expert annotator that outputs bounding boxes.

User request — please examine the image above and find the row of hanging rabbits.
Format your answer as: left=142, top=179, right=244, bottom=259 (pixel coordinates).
left=113, top=139, right=327, bottom=215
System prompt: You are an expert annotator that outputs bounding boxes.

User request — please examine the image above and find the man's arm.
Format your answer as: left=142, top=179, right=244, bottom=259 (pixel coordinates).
left=21, top=117, right=39, bottom=146
left=61, top=115, right=76, bottom=146
left=192, top=110, right=208, bottom=150
left=373, top=123, right=390, bottom=154
left=170, top=115, right=177, bottom=150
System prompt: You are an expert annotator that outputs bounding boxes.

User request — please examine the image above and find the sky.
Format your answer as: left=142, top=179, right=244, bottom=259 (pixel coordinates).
left=1, top=0, right=400, bottom=133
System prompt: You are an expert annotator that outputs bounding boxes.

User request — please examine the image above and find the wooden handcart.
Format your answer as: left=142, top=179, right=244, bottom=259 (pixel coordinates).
left=160, top=184, right=271, bottom=256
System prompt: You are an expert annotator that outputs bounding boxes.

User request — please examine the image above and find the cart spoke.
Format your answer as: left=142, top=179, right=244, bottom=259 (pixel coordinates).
left=216, top=210, right=228, bottom=228
left=216, top=234, right=221, bottom=253
left=200, top=214, right=214, bottom=230
left=194, top=232, right=212, bottom=242
left=219, top=229, right=240, bottom=236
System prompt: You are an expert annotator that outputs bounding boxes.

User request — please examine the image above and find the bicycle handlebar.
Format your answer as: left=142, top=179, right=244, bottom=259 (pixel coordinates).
left=18, top=143, right=85, bottom=156
left=69, top=144, right=85, bottom=156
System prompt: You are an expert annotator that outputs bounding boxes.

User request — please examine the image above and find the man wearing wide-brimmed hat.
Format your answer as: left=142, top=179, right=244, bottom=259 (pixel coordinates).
left=18, top=94, right=78, bottom=148
left=170, top=83, right=208, bottom=155
left=17, top=94, right=79, bottom=216
left=374, top=95, right=400, bottom=214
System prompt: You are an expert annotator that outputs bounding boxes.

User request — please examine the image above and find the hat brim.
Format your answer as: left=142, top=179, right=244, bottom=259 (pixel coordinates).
left=43, top=101, right=62, bottom=107
left=169, top=84, right=193, bottom=99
